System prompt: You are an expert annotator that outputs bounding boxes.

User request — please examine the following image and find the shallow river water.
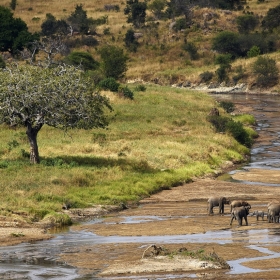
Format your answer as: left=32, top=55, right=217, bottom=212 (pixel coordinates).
left=1, top=93, right=280, bottom=279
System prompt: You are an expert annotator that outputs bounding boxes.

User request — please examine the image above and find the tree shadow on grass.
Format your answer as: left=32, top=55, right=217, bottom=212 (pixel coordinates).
left=40, top=155, right=156, bottom=173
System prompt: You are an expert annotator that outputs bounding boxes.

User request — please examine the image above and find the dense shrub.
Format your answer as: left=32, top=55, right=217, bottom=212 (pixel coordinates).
left=98, top=77, right=120, bottom=92
left=262, top=5, right=280, bottom=32
left=124, top=29, right=139, bottom=52
left=247, top=46, right=260, bottom=58
left=118, top=85, right=134, bottom=100
left=65, top=51, right=99, bottom=71
left=219, top=101, right=235, bottom=113
left=0, top=56, right=6, bottom=68
left=182, top=42, right=199, bottom=60
left=199, top=71, right=214, bottom=83
left=236, top=14, right=259, bottom=34
left=252, top=56, right=279, bottom=87
left=99, top=45, right=128, bottom=79
left=208, top=116, right=252, bottom=147
left=226, top=120, right=252, bottom=147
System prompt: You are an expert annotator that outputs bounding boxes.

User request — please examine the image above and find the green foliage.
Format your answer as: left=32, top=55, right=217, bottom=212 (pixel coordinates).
left=207, top=115, right=230, bottom=133
left=212, top=31, right=241, bottom=58
left=199, top=71, right=214, bottom=83
left=118, top=85, right=134, bottom=100
left=0, top=64, right=112, bottom=163
left=67, top=4, right=91, bottom=34
left=41, top=13, right=69, bottom=36
left=99, top=45, right=128, bottom=79
left=124, top=0, right=147, bottom=28
left=174, top=17, right=188, bottom=31
left=98, top=77, right=120, bottom=92
left=10, top=0, right=17, bottom=10
left=0, top=56, right=6, bottom=68
left=135, top=84, right=146, bottom=91
left=247, top=45, right=260, bottom=58
left=0, top=6, right=37, bottom=54
left=262, top=4, right=280, bottom=32
left=252, top=56, right=279, bottom=87
left=232, top=65, right=245, bottom=84
left=226, top=120, right=252, bottom=148
left=65, top=51, right=99, bottom=71
left=219, top=101, right=235, bottom=113
left=182, top=42, right=199, bottom=60
left=124, top=29, right=139, bottom=52
left=148, top=0, right=167, bottom=20
left=236, top=14, right=259, bottom=34
left=208, top=115, right=253, bottom=147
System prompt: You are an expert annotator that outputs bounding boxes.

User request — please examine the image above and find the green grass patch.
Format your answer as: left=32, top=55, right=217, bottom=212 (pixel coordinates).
left=0, top=85, right=251, bottom=221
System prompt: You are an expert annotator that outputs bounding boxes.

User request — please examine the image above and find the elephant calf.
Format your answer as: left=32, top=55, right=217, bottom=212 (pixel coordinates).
left=230, top=206, right=250, bottom=226
left=230, top=200, right=251, bottom=212
left=207, top=196, right=230, bottom=215
left=252, top=210, right=265, bottom=221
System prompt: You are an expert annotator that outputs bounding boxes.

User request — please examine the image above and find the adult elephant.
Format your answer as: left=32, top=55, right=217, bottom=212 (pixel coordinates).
left=230, top=200, right=251, bottom=212
left=207, top=196, right=230, bottom=215
left=230, top=206, right=250, bottom=226
left=267, top=203, right=280, bottom=223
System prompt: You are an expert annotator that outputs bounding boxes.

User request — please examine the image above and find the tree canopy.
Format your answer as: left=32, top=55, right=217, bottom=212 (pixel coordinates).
left=0, top=64, right=112, bottom=163
left=0, top=6, right=38, bottom=54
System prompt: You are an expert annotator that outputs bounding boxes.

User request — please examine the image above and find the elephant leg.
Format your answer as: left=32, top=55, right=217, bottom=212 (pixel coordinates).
left=244, top=216, right=248, bottom=226
left=230, top=214, right=235, bottom=225
left=237, top=216, right=242, bottom=226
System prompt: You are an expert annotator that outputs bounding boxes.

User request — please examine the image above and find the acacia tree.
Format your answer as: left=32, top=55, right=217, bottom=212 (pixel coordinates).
left=0, top=64, right=112, bottom=164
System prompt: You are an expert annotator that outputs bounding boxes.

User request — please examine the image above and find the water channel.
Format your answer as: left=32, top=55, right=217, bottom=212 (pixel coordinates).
left=0, top=93, right=280, bottom=279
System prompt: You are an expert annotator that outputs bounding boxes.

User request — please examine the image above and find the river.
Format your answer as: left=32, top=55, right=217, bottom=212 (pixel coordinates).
left=0, top=93, right=280, bottom=280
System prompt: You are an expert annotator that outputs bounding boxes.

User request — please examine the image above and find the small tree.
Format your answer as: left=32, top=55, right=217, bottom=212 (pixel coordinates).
left=124, top=29, right=139, bottom=52
left=215, top=54, right=232, bottom=83
left=252, top=56, right=279, bottom=87
left=0, top=6, right=38, bottom=54
left=10, top=0, right=17, bottom=10
left=0, top=64, right=112, bottom=164
left=148, top=0, right=167, bottom=20
left=65, top=51, right=99, bottom=71
left=41, top=13, right=69, bottom=36
left=236, top=14, right=259, bottom=34
left=67, top=4, right=92, bottom=34
left=212, top=31, right=241, bottom=58
left=99, top=45, right=128, bottom=79
left=262, top=5, right=280, bottom=32
left=247, top=45, right=260, bottom=58
left=124, top=0, right=147, bottom=28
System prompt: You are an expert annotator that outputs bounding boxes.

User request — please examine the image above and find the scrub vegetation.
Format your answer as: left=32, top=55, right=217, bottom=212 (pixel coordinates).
left=0, top=0, right=271, bottom=223
left=0, top=84, right=252, bottom=222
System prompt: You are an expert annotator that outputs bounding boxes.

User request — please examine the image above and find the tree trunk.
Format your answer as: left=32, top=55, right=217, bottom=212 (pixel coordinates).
left=26, top=126, right=40, bottom=164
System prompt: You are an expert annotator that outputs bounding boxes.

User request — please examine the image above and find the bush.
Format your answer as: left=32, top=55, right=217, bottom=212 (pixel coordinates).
left=182, top=42, right=199, bottom=60
left=208, top=116, right=252, bottom=147
left=98, top=78, right=120, bottom=92
left=247, top=45, right=260, bottom=58
left=99, top=45, right=128, bottom=79
left=65, top=51, right=99, bottom=71
left=0, top=56, right=6, bottom=68
left=212, top=31, right=241, bottom=58
left=124, top=29, right=139, bottom=52
left=226, top=120, right=252, bottom=147
left=118, top=85, right=134, bottom=100
left=252, top=56, right=279, bottom=87
left=236, top=14, right=259, bottom=34
left=207, top=115, right=230, bottom=133
left=219, top=101, right=235, bottom=113
left=199, top=71, right=213, bottom=83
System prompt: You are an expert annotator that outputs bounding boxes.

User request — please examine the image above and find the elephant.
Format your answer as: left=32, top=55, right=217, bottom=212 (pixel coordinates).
left=207, top=196, right=230, bottom=215
left=230, top=206, right=250, bottom=226
left=252, top=210, right=265, bottom=221
left=267, top=203, right=280, bottom=223
left=230, top=200, right=251, bottom=212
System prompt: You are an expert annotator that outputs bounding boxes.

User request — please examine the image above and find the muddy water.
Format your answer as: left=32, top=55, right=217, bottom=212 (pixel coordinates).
left=1, top=93, right=280, bottom=279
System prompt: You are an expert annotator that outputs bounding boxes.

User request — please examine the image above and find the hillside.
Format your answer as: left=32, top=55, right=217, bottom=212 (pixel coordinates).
left=1, top=0, right=280, bottom=90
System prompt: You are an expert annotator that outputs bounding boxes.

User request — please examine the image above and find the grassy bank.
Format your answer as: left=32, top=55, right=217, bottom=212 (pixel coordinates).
left=0, top=85, right=251, bottom=223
